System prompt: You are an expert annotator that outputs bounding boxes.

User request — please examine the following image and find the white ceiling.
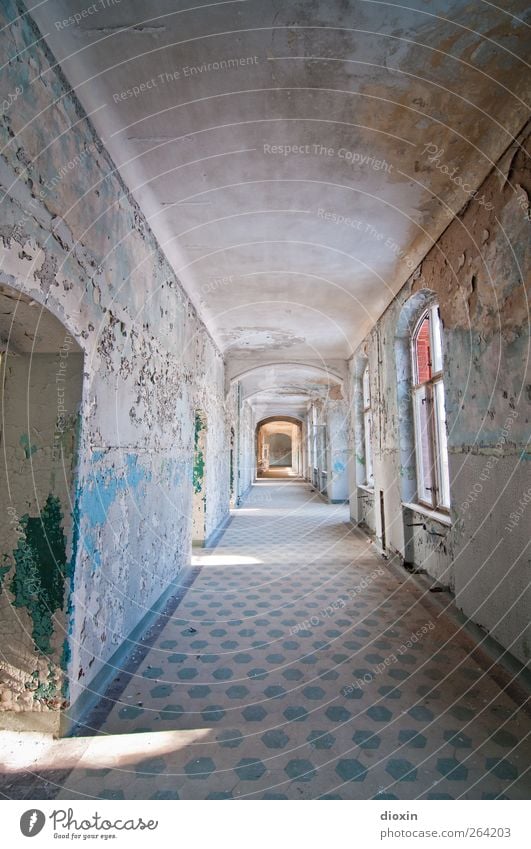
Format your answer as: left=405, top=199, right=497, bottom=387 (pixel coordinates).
left=29, top=0, right=530, bottom=415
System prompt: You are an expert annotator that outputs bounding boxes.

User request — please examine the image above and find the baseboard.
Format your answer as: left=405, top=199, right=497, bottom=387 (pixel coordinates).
left=382, top=545, right=531, bottom=703
left=236, top=482, right=253, bottom=506
left=61, top=566, right=198, bottom=737
left=204, top=511, right=232, bottom=548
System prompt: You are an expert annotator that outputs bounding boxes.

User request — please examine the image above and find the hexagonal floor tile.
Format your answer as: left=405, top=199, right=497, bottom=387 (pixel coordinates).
left=184, top=757, right=216, bottom=779
left=325, top=706, right=352, bottom=722
left=235, top=758, right=266, bottom=781
left=283, top=706, right=309, bottom=722
left=366, top=706, right=392, bottom=722
left=336, top=759, right=368, bottom=782
left=135, top=756, right=166, bottom=776
left=118, top=706, right=144, bottom=720
left=264, top=685, right=287, bottom=699
left=443, top=730, right=472, bottom=748
left=261, top=729, right=290, bottom=749
left=398, top=729, right=427, bottom=748
left=242, top=705, right=267, bottom=722
left=408, top=706, right=434, bottom=721
left=303, top=686, right=326, bottom=701
left=282, top=668, right=304, bottom=681
left=285, top=759, right=316, bottom=782
left=149, top=684, right=173, bottom=699
left=485, top=758, right=518, bottom=780
left=353, top=729, right=381, bottom=749
left=213, top=667, right=234, bottom=681
left=201, top=705, right=226, bottom=722
left=188, top=685, right=211, bottom=698
left=216, top=729, right=244, bottom=748
left=307, top=730, right=336, bottom=750
left=142, top=666, right=163, bottom=679
left=386, top=758, right=417, bottom=781
left=226, top=685, right=250, bottom=699
left=436, top=758, right=468, bottom=781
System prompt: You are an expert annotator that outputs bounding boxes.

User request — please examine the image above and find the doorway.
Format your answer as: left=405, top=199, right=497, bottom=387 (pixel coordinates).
left=0, top=283, right=83, bottom=729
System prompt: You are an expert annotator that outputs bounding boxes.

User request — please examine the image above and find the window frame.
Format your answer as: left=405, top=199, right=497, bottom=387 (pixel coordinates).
left=411, top=305, right=450, bottom=512
left=362, top=364, right=374, bottom=488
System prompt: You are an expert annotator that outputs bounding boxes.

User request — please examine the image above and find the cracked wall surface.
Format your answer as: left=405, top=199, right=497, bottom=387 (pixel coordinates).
left=0, top=1, right=230, bottom=727
left=349, top=123, right=531, bottom=663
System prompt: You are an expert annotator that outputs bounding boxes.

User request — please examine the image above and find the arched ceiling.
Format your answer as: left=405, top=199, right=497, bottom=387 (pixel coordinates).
left=238, top=361, right=343, bottom=419
left=31, top=0, right=529, bottom=412
left=0, top=283, right=82, bottom=354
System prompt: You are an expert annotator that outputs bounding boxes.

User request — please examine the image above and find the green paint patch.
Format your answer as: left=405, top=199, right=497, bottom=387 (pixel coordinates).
left=26, top=666, right=61, bottom=706
left=10, top=494, right=68, bottom=654
left=193, top=412, right=206, bottom=494
left=19, top=433, right=38, bottom=459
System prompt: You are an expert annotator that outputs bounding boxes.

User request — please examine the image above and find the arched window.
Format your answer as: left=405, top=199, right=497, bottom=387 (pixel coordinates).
left=411, top=304, right=450, bottom=510
left=362, top=364, right=374, bottom=486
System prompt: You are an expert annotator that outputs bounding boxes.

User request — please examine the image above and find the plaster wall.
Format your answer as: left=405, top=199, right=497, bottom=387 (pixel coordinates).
left=348, top=124, right=531, bottom=663
left=0, top=2, right=230, bottom=723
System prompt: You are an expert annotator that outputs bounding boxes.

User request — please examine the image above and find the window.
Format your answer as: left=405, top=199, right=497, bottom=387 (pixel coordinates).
left=411, top=305, right=450, bottom=510
left=362, top=364, right=374, bottom=486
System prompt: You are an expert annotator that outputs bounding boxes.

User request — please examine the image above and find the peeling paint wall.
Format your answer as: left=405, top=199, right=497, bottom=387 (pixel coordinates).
left=349, top=124, right=531, bottom=663
left=0, top=1, right=230, bottom=725
left=0, top=351, right=83, bottom=718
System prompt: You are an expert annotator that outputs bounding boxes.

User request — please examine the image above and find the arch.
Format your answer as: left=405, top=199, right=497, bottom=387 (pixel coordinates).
left=0, top=280, right=85, bottom=732
left=256, top=415, right=304, bottom=428
left=228, top=360, right=345, bottom=387
left=256, top=416, right=303, bottom=477
left=0, top=269, right=85, bottom=354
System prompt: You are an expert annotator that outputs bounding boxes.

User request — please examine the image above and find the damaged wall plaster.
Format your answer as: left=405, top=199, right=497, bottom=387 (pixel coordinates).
left=0, top=1, right=230, bottom=728
left=348, top=124, right=531, bottom=663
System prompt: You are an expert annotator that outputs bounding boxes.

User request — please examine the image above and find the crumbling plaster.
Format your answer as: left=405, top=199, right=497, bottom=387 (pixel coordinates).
left=0, top=1, right=230, bottom=725
left=349, top=123, right=531, bottom=663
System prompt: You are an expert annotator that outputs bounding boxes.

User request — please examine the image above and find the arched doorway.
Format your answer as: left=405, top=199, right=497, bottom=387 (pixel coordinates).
left=0, top=283, right=84, bottom=731
left=256, top=417, right=303, bottom=478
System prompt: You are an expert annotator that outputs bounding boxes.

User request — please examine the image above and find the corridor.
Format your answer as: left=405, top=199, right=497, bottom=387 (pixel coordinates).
left=0, top=0, right=530, bottom=817
left=2, top=480, right=528, bottom=801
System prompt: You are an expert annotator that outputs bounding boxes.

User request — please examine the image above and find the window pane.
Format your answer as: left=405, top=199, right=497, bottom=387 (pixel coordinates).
left=364, top=410, right=373, bottom=484
left=363, top=365, right=371, bottom=408
left=434, top=379, right=450, bottom=508
left=414, top=385, right=434, bottom=505
left=431, top=306, right=443, bottom=373
left=415, top=314, right=432, bottom=383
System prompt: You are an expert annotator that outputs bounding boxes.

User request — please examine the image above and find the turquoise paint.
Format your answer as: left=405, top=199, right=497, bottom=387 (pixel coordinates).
left=77, top=453, right=153, bottom=572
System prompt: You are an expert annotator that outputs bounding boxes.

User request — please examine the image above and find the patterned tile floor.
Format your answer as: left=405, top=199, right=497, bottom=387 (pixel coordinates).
left=2, top=479, right=530, bottom=799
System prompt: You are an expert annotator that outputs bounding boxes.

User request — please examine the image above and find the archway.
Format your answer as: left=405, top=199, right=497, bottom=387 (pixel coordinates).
left=256, top=417, right=303, bottom=478
left=0, top=282, right=84, bottom=730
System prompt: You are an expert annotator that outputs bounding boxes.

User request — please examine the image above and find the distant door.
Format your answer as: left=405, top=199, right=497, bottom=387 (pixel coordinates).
left=269, top=432, right=292, bottom=466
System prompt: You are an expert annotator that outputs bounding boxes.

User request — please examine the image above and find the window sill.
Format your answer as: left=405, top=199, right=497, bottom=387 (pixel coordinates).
left=358, top=484, right=375, bottom=495
left=402, top=501, right=452, bottom=527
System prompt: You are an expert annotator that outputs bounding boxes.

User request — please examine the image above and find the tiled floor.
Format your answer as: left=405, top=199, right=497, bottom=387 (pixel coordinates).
left=2, top=479, right=530, bottom=799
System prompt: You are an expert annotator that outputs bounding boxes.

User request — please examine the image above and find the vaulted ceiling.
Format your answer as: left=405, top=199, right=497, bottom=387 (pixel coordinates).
left=31, top=0, right=530, bottom=413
